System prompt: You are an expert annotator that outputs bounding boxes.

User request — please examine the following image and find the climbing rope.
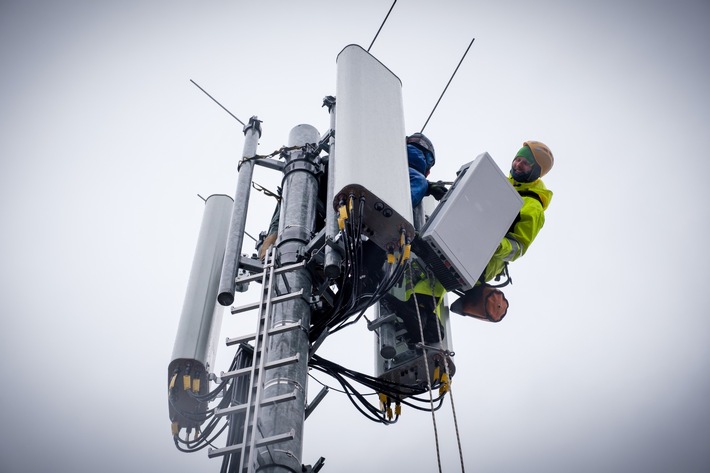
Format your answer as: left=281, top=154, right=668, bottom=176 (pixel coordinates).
left=408, top=262, right=443, bottom=473
left=427, top=271, right=466, bottom=473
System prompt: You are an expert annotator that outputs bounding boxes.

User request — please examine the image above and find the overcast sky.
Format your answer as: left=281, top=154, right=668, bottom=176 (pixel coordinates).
left=1, top=1, right=709, bottom=472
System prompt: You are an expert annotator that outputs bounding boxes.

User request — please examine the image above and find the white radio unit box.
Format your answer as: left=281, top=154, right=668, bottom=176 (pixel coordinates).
left=414, top=152, right=523, bottom=291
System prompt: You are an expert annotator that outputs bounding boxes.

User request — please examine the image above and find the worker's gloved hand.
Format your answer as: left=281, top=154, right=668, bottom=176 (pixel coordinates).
left=426, top=181, right=448, bottom=201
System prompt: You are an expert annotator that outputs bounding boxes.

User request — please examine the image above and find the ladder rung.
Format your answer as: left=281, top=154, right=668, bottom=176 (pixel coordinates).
left=214, top=391, right=298, bottom=418
left=265, top=353, right=299, bottom=370
left=219, top=365, right=251, bottom=381
left=207, top=430, right=295, bottom=458
left=235, top=260, right=307, bottom=284
left=235, top=272, right=267, bottom=285
left=226, top=322, right=300, bottom=346
left=231, top=289, right=304, bottom=314
left=220, top=354, right=299, bottom=380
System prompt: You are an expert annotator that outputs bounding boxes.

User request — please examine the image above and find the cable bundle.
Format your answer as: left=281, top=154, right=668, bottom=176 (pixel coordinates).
left=310, top=195, right=409, bottom=343
left=170, top=346, right=253, bottom=462
left=309, top=353, right=446, bottom=425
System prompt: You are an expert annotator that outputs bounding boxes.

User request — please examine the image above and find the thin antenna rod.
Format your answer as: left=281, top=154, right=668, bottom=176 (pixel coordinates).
left=420, top=37, right=476, bottom=133
left=190, top=79, right=246, bottom=127
left=367, top=0, right=398, bottom=52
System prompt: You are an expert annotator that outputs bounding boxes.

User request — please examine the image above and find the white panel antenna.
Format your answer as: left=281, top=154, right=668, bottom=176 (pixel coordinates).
left=333, top=44, right=414, bottom=251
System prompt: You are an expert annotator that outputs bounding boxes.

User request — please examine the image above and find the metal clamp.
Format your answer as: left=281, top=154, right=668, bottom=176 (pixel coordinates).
left=415, top=342, right=455, bottom=357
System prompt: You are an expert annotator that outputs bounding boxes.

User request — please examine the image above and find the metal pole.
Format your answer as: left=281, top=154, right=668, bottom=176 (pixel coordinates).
left=218, top=117, right=262, bottom=306
left=323, top=96, right=341, bottom=278
left=257, top=124, right=320, bottom=472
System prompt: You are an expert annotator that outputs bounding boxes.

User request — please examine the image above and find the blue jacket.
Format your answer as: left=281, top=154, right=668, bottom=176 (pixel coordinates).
left=408, top=144, right=434, bottom=208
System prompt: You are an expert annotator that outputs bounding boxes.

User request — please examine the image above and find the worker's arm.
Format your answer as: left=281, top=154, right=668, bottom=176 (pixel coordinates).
left=493, top=196, right=546, bottom=262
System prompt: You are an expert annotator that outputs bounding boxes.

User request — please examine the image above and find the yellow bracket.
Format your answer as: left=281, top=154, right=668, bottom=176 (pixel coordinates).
left=183, top=375, right=191, bottom=391
left=338, top=205, right=347, bottom=230
left=401, top=244, right=411, bottom=264
left=378, top=392, right=389, bottom=411
left=192, top=377, right=201, bottom=393
left=439, top=373, right=450, bottom=396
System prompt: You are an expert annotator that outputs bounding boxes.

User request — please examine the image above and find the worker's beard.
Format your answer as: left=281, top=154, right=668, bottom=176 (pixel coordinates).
left=511, top=167, right=532, bottom=182
left=511, top=164, right=541, bottom=183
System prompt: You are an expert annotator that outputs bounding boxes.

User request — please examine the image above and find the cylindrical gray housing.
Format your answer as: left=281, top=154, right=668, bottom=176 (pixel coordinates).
left=169, top=194, right=232, bottom=428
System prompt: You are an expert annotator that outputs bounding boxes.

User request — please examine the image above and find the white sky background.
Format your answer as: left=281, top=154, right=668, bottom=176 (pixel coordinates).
left=1, top=0, right=709, bottom=472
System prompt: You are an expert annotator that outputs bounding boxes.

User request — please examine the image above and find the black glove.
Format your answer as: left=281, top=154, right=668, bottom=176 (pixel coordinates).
left=426, top=180, right=448, bottom=201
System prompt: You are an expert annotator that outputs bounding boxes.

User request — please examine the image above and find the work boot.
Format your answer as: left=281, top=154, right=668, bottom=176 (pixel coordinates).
left=450, top=286, right=482, bottom=316
left=450, top=285, right=508, bottom=322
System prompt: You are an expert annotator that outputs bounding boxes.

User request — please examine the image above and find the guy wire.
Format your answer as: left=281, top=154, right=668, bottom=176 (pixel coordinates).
left=367, top=0, right=398, bottom=52
left=421, top=37, right=476, bottom=133
left=190, top=79, right=246, bottom=127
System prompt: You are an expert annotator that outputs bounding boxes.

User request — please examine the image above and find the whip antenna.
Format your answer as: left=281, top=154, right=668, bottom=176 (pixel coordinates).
left=420, top=37, right=475, bottom=133
left=190, top=79, right=246, bottom=127
left=367, top=0, right=398, bottom=52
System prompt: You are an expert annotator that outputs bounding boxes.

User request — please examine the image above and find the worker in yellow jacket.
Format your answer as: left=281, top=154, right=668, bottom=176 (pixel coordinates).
left=451, top=141, right=554, bottom=321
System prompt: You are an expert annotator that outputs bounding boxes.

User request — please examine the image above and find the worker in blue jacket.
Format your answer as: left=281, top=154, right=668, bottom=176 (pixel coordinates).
left=406, top=133, right=447, bottom=207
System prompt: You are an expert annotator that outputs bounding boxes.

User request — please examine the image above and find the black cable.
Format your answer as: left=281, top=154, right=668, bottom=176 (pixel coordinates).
left=400, top=396, right=445, bottom=412
left=308, top=372, right=351, bottom=395
left=168, top=396, right=218, bottom=422
left=190, top=79, right=246, bottom=126
left=326, top=226, right=403, bottom=337
left=332, top=241, right=406, bottom=333
left=310, top=360, right=395, bottom=424
left=185, top=378, right=230, bottom=402
left=171, top=346, right=251, bottom=454
left=317, top=357, right=436, bottom=403
left=310, top=200, right=364, bottom=341
left=367, top=0, right=398, bottom=52
left=309, top=354, right=441, bottom=414
left=173, top=411, right=227, bottom=450
left=173, top=419, right=230, bottom=453
left=420, top=37, right=476, bottom=133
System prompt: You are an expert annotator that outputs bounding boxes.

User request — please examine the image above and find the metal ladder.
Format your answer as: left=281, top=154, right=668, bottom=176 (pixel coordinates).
left=208, top=247, right=304, bottom=472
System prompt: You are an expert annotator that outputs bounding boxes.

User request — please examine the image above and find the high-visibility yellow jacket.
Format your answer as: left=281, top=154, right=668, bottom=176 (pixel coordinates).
left=394, top=258, right=447, bottom=318
left=482, top=177, right=553, bottom=282
left=403, top=176, right=552, bottom=311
